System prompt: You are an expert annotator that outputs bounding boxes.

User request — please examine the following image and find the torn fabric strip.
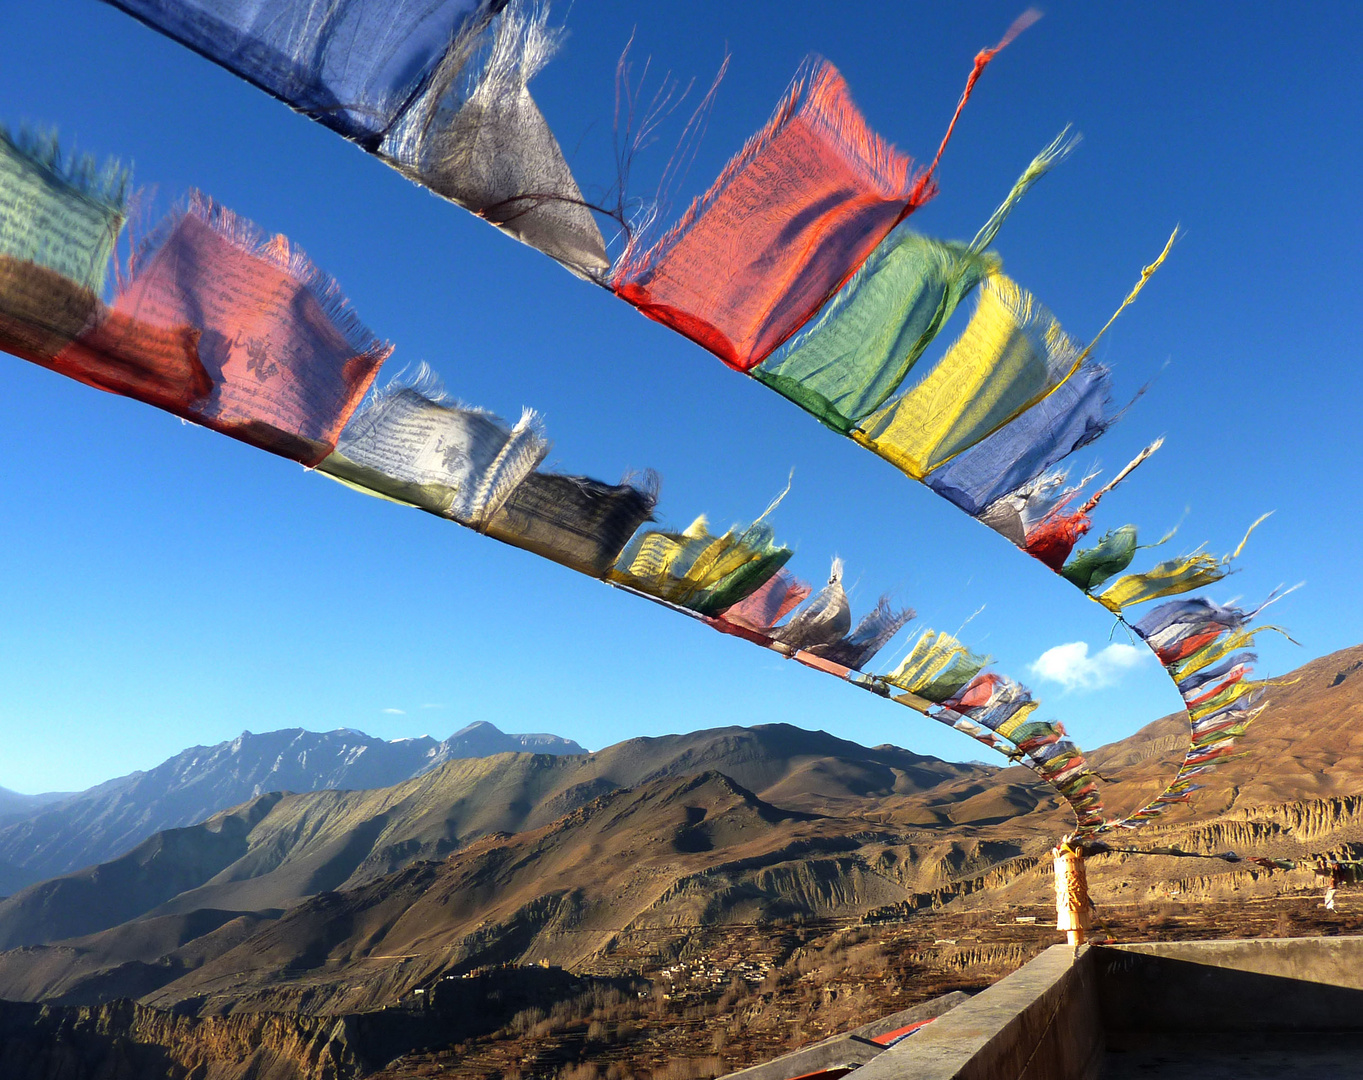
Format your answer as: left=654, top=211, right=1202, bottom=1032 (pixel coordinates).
left=752, top=130, right=1075, bottom=434
left=320, top=381, right=547, bottom=525
left=58, top=194, right=389, bottom=464
left=0, top=130, right=126, bottom=371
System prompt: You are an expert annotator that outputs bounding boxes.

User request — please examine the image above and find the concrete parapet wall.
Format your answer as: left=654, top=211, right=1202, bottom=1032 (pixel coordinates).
left=732, top=935, right=1363, bottom=1080
left=853, top=945, right=1102, bottom=1080
left=1104, top=935, right=1363, bottom=990
left=1096, top=936, right=1363, bottom=1033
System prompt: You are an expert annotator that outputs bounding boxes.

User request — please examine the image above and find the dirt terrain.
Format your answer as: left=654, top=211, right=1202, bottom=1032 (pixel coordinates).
left=0, top=646, right=1360, bottom=1079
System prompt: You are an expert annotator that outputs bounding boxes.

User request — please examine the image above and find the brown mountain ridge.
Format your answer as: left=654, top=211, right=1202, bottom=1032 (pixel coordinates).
left=0, top=647, right=1358, bottom=1052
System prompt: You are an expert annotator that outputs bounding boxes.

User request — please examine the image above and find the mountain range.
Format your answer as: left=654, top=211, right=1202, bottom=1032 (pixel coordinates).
left=0, top=725, right=989, bottom=953
left=0, top=645, right=1358, bottom=1031
left=0, top=721, right=584, bottom=891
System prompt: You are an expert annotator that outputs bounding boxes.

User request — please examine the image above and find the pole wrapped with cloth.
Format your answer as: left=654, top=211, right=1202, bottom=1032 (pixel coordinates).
left=1053, top=838, right=1092, bottom=945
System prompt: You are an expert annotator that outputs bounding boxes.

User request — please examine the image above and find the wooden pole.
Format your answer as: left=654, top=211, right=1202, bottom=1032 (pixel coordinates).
left=1053, top=840, right=1091, bottom=946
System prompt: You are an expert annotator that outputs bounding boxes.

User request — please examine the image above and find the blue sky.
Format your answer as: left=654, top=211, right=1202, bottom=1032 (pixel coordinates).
left=0, top=2, right=1358, bottom=794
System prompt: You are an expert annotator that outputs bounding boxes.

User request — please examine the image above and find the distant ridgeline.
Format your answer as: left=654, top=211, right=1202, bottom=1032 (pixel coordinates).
left=2, top=0, right=1290, bottom=843
left=0, top=722, right=586, bottom=890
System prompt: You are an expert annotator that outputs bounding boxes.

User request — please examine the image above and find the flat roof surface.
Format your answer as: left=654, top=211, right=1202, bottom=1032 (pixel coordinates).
left=1104, top=1032, right=1363, bottom=1078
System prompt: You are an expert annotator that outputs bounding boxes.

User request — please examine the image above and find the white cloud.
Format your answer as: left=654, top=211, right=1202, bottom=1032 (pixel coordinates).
left=1030, top=642, right=1150, bottom=692
left=382, top=707, right=406, bottom=715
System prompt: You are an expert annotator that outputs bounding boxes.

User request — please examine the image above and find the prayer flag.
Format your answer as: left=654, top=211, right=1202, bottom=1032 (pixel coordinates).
left=57, top=194, right=389, bottom=463
left=102, top=0, right=489, bottom=146
left=613, top=58, right=925, bottom=370
left=925, top=360, right=1111, bottom=517
left=483, top=471, right=657, bottom=577
left=0, top=130, right=126, bottom=371
left=852, top=275, right=1085, bottom=478
left=753, top=130, right=1075, bottom=433
left=381, top=3, right=609, bottom=275
left=321, top=376, right=548, bottom=525
left=608, top=514, right=791, bottom=617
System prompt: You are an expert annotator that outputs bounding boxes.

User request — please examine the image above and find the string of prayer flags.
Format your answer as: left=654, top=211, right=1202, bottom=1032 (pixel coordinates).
left=1096, top=593, right=1295, bottom=831
left=380, top=3, right=609, bottom=276
left=751, top=130, right=1076, bottom=434
left=58, top=194, right=390, bottom=464
left=483, top=471, right=658, bottom=577
left=319, top=370, right=549, bottom=525
left=607, top=513, right=792, bottom=617
left=699, top=561, right=912, bottom=674
left=0, top=119, right=1129, bottom=839
left=0, top=129, right=127, bottom=370
left=1134, top=597, right=1264, bottom=665
left=611, top=13, right=1037, bottom=371
left=614, top=542, right=1106, bottom=827
left=1171, top=625, right=1278, bottom=685
left=870, top=633, right=1106, bottom=829
left=103, top=0, right=608, bottom=276
left=1096, top=514, right=1270, bottom=614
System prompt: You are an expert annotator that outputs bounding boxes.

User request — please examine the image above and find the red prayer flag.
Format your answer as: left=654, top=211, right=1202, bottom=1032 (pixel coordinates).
left=611, top=15, right=1033, bottom=371
left=613, top=60, right=922, bottom=370
left=56, top=195, right=390, bottom=465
